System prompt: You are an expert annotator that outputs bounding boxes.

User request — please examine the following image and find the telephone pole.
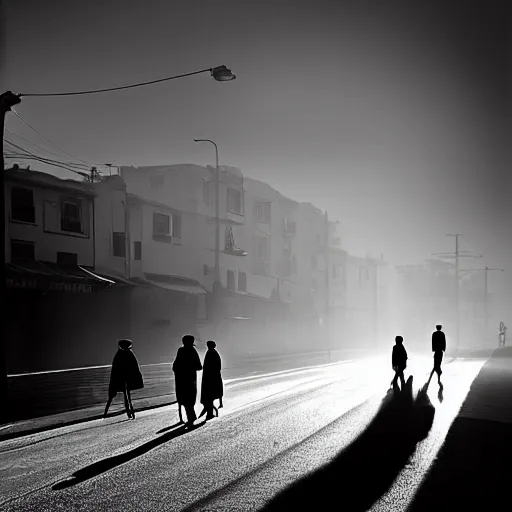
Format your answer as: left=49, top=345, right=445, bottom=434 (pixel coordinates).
left=431, top=233, right=482, bottom=354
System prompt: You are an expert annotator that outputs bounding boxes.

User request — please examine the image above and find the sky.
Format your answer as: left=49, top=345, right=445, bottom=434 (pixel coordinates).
left=1, top=0, right=511, bottom=314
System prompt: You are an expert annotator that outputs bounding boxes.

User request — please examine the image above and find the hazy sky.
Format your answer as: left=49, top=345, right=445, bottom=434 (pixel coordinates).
left=2, top=0, right=511, bottom=308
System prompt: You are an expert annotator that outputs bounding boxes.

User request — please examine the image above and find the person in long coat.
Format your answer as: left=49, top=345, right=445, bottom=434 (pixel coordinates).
left=104, top=339, right=144, bottom=419
left=172, top=334, right=202, bottom=427
left=391, top=335, right=408, bottom=391
left=199, top=340, right=224, bottom=420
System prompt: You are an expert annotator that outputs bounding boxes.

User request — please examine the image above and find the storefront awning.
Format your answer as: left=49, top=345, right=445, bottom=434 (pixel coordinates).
left=144, top=273, right=207, bottom=295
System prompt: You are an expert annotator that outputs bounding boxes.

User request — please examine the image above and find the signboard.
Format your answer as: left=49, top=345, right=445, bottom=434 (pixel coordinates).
left=7, top=277, right=92, bottom=293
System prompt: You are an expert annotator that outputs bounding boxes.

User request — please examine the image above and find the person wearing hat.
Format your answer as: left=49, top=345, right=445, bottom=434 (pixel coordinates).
left=172, top=334, right=203, bottom=427
left=430, top=324, right=446, bottom=386
left=104, top=339, right=144, bottom=419
left=199, top=340, right=224, bottom=420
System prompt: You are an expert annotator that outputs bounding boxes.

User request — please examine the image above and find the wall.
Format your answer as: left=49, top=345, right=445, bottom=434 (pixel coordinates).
left=5, top=177, right=94, bottom=266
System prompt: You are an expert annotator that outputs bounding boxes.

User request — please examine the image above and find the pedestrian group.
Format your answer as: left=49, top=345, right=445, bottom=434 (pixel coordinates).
left=103, top=335, right=224, bottom=427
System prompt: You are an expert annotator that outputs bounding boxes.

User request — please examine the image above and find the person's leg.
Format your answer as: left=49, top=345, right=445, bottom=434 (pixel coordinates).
left=399, top=370, right=406, bottom=389
left=104, top=396, right=114, bottom=417
left=123, top=388, right=131, bottom=418
left=392, top=371, right=399, bottom=388
left=127, top=388, right=135, bottom=418
left=185, top=405, right=197, bottom=425
left=205, top=401, right=215, bottom=419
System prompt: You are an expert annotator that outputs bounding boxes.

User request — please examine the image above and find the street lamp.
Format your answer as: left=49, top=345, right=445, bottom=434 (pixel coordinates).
left=211, top=66, right=236, bottom=82
left=194, top=139, right=221, bottom=285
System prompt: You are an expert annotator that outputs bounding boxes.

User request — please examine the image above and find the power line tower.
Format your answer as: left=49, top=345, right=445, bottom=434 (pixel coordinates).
left=431, top=233, right=482, bottom=354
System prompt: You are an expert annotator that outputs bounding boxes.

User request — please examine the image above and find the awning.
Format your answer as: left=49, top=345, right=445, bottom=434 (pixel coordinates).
left=144, top=273, right=207, bottom=295
left=6, top=260, right=115, bottom=293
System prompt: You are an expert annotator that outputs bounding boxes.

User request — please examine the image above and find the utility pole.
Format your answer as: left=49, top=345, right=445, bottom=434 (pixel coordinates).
left=324, top=211, right=330, bottom=361
left=432, top=233, right=482, bottom=355
left=1, top=91, right=22, bottom=424
left=449, top=233, right=460, bottom=353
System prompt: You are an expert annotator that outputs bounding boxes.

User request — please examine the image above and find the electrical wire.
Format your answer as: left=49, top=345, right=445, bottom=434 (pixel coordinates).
left=5, top=128, right=90, bottom=168
left=5, top=151, right=93, bottom=172
left=5, top=155, right=90, bottom=179
left=11, top=110, right=92, bottom=165
left=19, top=68, right=212, bottom=97
left=4, top=140, right=91, bottom=171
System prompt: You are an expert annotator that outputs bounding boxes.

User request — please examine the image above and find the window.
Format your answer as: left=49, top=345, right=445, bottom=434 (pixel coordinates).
left=57, top=252, right=78, bottom=267
left=11, top=187, right=35, bottom=223
left=202, top=179, right=210, bottom=204
left=134, top=241, right=142, bottom=261
left=153, top=212, right=181, bottom=241
left=153, top=212, right=170, bottom=236
left=227, top=188, right=242, bottom=214
left=254, top=202, right=271, bottom=224
left=150, top=174, right=165, bottom=190
left=227, top=270, right=236, bottom=290
left=203, top=264, right=210, bottom=276
left=11, top=240, right=35, bottom=261
left=283, top=219, right=296, bottom=236
left=238, top=271, right=247, bottom=292
left=112, top=232, right=126, bottom=257
left=333, top=264, right=344, bottom=279
left=61, top=198, right=82, bottom=233
left=172, top=214, right=182, bottom=238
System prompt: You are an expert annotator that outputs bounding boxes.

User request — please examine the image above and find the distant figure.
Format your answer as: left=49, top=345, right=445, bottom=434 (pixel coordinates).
left=104, top=339, right=144, bottom=419
left=430, top=325, right=446, bottom=386
left=499, top=322, right=507, bottom=347
left=391, top=335, right=408, bottom=390
left=172, top=335, right=203, bottom=427
left=199, top=340, right=224, bottom=420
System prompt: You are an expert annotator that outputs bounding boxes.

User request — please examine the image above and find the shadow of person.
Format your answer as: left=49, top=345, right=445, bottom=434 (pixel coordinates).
left=260, top=376, right=435, bottom=512
left=438, top=385, right=444, bottom=403
left=52, top=421, right=206, bottom=491
left=157, top=421, right=185, bottom=435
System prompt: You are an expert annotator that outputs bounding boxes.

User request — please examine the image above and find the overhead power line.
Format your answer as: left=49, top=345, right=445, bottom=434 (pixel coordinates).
left=5, top=154, right=90, bottom=179
left=4, top=137, right=90, bottom=170
left=18, top=68, right=212, bottom=97
left=5, top=128, right=89, bottom=167
left=11, top=110, right=92, bottom=165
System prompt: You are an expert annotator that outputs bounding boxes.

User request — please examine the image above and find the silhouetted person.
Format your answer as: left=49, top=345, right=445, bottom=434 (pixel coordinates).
left=104, top=339, right=144, bottom=419
left=172, top=335, right=202, bottom=427
left=430, top=324, right=446, bottom=386
left=391, top=336, right=408, bottom=391
left=499, top=322, right=507, bottom=347
left=199, top=340, right=224, bottom=420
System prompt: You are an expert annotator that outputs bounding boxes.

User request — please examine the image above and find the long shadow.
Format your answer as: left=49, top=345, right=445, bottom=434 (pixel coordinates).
left=260, top=376, right=435, bottom=511
left=157, top=421, right=184, bottom=434
left=52, top=421, right=205, bottom=490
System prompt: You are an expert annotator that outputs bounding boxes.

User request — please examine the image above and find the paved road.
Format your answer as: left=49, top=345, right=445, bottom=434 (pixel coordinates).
left=0, top=355, right=485, bottom=511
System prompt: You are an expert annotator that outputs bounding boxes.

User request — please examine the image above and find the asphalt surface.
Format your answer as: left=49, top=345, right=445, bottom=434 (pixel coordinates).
left=0, top=355, right=485, bottom=511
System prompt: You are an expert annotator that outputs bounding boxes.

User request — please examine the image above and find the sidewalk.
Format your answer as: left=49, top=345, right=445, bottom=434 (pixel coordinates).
left=0, top=348, right=363, bottom=442
left=408, top=346, right=512, bottom=511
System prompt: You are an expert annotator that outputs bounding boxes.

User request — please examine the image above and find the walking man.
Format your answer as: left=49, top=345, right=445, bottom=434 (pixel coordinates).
left=430, top=324, right=446, bottom=386
left=391, top=335, right=408, bottom=391
left=172, top=335, right=203, bottom=427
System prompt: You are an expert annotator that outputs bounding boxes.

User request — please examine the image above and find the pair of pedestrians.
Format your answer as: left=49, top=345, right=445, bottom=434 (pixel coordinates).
left=391, top=324, right=447, bottom=391
left=172, top=335, right=224, bottom=427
